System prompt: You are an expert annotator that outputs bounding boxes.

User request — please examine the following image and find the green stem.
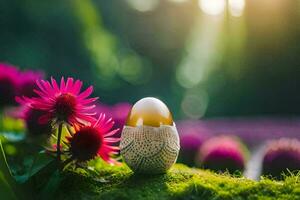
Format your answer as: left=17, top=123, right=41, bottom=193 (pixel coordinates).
left=0, top=139, right=18, bottom=200
left=57, top=123, right=63, bottom=161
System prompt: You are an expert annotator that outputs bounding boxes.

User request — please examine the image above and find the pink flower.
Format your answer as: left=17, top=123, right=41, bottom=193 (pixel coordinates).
left=262, top=138, right=300, bottom=179
left=66, top=113, right=120, bottom=164
left=16, top=77, right=98, bottom=126
left=176, top=120, right=211, bottom=166
left=0, top=63, right=20, bottom=107
left=197, top=136, right=247, bottom=173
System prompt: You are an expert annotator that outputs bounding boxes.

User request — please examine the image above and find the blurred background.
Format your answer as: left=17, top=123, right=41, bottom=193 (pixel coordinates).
left=1, top=0, right=300, bottom=120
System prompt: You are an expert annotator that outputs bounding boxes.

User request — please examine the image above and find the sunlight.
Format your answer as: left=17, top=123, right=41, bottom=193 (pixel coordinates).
left=228, top=0, right=246, bottom=17
left=198, top=0, right=226, bottom=16
left=176, top=15, right=224, bottom=88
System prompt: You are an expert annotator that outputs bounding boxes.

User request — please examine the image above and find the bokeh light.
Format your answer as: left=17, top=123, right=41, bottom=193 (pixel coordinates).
left=199, top=0, right=226, bottom=16
left=126, top=0, right=159, bottom=12
left=181, top=90, right=209, bottom=119
left=228, top=0, right=246, bottom=17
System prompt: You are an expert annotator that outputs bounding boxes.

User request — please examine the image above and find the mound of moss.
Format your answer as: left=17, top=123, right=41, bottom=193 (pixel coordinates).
left=55, top=161, right=300, bottom=200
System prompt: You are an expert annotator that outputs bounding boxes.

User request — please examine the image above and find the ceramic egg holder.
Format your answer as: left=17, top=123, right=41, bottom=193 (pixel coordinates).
left=120, top=124, right=180, bottom=174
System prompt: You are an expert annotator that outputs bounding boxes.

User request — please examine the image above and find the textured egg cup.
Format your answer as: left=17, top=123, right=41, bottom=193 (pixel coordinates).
left=120, top=124, right=180, bottom=174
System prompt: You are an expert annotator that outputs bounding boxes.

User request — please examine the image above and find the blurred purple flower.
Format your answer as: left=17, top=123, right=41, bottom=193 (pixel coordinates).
left=18, top=70, right=44, bottom=97
left=262, top=138, right=300, bottom=179
left=176, top=120, right=211, bottom=166
left=178, top=118, right=300, bottom=147
left=0, top=63, right=20, bottom=108
left=197, top=136, right=248, bottom=173
left=201, top=117, right=300, bottom=146
left=0, top=62, right=45, bottom=110
left=94, top=102, right=132, bottom=135
left=111, top=103, right=132, bottom=130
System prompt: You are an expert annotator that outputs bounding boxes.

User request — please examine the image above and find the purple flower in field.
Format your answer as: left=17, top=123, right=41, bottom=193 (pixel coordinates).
left=197, top=136, right=248, bottom=173
left=200, top=118, right=300, bottom=146
left=94, top=102, right=132, bottom=134
left=176, top=120, right=211, bottom=166
left=262, top=138, right=300, bottom=179
left=0, top=63, right=20, bottom=108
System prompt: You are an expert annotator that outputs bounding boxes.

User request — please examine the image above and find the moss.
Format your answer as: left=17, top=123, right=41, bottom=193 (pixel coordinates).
left=56, top=160, right=300, bottom=200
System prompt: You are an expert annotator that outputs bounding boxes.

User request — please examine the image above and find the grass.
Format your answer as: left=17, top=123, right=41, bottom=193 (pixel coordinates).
left=55, top=160, right=300, bottom=200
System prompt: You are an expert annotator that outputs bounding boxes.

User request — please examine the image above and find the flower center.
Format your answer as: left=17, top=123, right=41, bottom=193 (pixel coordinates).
left=54, top=93, right=77, bottom=121
left=70, top=127, right=103, bottom=161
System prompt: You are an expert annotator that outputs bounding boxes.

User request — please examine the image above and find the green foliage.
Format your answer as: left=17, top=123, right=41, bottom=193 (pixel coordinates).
left=0, top=139, right=18, bottom=200
left=1, top=117, right=25, bottom=133
left=54, top=160, right=299, bottom=200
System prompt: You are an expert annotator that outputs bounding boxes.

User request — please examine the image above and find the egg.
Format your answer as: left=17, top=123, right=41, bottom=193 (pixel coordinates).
left=120, top=97, right=180, bottom=174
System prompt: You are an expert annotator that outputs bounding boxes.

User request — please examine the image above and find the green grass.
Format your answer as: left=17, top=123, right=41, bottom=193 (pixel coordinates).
left=55, top=161, right=300, bottom=200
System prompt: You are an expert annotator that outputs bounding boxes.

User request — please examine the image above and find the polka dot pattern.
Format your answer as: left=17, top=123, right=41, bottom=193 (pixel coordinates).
left=120, top=125, right=180, bottom=174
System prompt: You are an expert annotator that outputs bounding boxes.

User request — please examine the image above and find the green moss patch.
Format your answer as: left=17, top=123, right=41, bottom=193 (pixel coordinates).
left=55, top=161, right=299, bottom=200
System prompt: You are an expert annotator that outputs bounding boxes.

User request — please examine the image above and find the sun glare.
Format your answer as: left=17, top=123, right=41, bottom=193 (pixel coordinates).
left=228, top=0, right=245, bottom=17
left=199, top=0, right=226, bottom=16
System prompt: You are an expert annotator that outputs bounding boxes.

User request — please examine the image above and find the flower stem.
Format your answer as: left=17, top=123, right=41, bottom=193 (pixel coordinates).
left=57, top=123, right=63, bottom=161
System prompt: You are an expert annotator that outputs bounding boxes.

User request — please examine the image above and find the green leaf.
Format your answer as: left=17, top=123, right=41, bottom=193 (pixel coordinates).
left=15, top=151, right=55, bottom=184
left=28, top=151, right=55, bottom=178
left=23, top=152, right=59, bottom=199
left=39, top=170, right=63, bottom=200
left=0, top=173, right=18, bottom=200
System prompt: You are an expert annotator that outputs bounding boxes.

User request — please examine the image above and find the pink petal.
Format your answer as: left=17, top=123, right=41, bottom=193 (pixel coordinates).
left=36, top=80, right=48, bottom=95
left=104, top=129, right=119, bottom=137
left=51, top=77, right=59, bottom=92
left=60, top=77, right=66, bottom=91
left=71, top=80, right=82, bottom=95
left=77, top=86, right=93, bottom=100
left=65, top=77, right=74, bottom=92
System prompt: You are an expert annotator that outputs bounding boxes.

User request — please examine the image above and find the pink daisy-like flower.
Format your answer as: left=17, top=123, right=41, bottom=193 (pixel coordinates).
left=16, top=77, right=98, bottom=126
left=66, top=113, right=120, bottom=164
